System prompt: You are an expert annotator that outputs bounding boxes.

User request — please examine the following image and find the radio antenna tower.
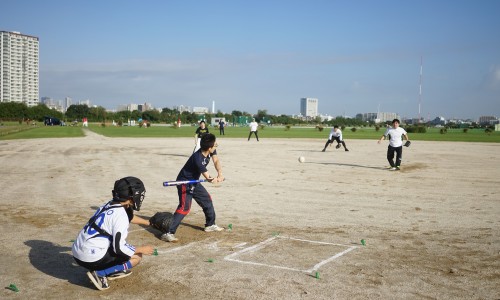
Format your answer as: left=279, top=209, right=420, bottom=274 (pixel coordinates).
left=418, top=56, right=423, bottom=122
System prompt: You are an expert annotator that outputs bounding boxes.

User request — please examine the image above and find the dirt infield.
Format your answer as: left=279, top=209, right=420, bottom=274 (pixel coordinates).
left=0, top=130, right=499, bottom=299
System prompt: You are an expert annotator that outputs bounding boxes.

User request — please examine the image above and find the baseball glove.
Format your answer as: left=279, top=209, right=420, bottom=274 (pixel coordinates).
left=149, top=212, right=172, bottom=233
left=335, top=144, right=341, bottom=149
left=404, top=140, right=411, bottom=147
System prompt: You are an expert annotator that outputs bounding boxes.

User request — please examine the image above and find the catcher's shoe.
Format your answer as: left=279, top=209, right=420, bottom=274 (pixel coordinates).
left=161, top=233, right=178, bottom=243
left=87, top=271, right=109, bottom=291
left=108, top=270, right=132, bottom=281
left=204, top=224, right=224, bottom=232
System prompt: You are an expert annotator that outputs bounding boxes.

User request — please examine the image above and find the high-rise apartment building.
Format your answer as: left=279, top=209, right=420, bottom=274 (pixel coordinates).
left=0, top=31, right=39, bottom=106
left=300, top=97, right=318, bottom=118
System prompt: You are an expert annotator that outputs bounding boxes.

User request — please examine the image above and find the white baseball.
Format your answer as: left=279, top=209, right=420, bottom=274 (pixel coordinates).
left=298, top=156, right=305, bottom=163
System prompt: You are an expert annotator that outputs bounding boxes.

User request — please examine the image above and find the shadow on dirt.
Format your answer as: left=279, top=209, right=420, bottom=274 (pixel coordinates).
left=25, top=240, right=91, bottom=289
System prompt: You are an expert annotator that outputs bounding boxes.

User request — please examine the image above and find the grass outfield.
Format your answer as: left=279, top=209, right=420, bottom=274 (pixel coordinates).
left=0, top=125, right=85, bottom=140
left=1, top=123, right=499, bottom=142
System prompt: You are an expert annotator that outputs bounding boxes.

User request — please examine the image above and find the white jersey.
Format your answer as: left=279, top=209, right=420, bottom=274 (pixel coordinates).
left=249, top=121, right=258, bottom=132
left=328, top=128, right=343, bottom=140
left=384, top=127, right=407, bottom=147
left=72, top=202, right=136, bottom=262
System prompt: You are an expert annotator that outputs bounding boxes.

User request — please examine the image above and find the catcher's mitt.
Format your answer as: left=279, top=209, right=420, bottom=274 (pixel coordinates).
left=404, top=140, right=411, bottom=147
left=149, top=212, right=172, bottom=233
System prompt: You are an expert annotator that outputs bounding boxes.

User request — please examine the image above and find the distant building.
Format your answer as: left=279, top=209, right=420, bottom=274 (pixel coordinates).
left=64, top=97, right=72, bottom=112
left=478, top=116, right=497, bottom=125
left=356, top=112, right=399, bottom=123
left=0, top=31, right=39, bottom=106
left=193, top=106, right=209, bottom=114
left=430, top=116, right=447, bottom=126
left=138, top=103, right=153, bottom=112
left=300, top=98, right=318, bottom=118
left=174, top=105, right=191, bottom=113
left=79, top=99, right=91, bottom=106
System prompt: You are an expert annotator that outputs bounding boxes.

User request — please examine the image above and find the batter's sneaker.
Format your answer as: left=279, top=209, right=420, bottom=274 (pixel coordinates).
left=108, top=270, right=132, bottom=281
left=204, top=224, right=224, bottom=232
left=87, top=271, right=109, bottom=291
left=161, top=233, right=178, bottom=242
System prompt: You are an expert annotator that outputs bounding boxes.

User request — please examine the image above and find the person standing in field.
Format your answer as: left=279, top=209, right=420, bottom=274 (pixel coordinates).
left=248, top=118, right=259, bottom=141
left=162, top=133, right=225, bottom=242
left=322, top=125, right=349, bottom=152
left=194, top=120, right=209, bottom=152
left=378, top=119, right=410, bottom=171
left=218, top=119, right=225, bottom=135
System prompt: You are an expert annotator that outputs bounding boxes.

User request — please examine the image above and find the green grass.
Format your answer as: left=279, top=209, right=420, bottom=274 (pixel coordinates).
left=0, top=125, right=85, bottom=140
left=1, top=123, right=499, bottom=142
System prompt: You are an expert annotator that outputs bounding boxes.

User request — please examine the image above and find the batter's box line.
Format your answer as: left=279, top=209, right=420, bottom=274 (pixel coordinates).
left=224, top=235, right=358, bottom=273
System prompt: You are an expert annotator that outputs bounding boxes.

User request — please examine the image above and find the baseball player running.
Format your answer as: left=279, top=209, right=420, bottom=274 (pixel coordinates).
left=378, top=119, right=410, bottom=171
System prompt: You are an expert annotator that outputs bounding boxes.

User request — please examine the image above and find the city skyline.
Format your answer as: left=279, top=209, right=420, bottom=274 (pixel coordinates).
left=2, top=1, right=500, bottom=120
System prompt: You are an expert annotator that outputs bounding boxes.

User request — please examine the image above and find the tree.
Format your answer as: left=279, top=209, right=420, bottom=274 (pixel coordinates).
left=231, top=110, right=243, bottom=117
left=66, top=104, right=91, bottom=121
left=30, top=104, right=62, bottom=121
left=0, top=102, right=29, bottom=120
left=142, top=110, right=160, bottom=122
left=89, top=106, right=107, bottom=122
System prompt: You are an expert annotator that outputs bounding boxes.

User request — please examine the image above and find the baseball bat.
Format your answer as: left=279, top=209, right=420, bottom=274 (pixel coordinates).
left=163, top=179, right=207, bottom=187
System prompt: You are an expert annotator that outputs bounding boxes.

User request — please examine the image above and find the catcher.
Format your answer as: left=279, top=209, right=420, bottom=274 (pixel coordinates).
left=72, top=177, right=154, bottom=291
left=377, top=119, right=410, bottom=171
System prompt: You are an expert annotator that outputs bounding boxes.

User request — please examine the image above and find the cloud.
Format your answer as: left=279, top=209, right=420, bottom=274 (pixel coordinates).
left=486, top=64, right=500, bottom=89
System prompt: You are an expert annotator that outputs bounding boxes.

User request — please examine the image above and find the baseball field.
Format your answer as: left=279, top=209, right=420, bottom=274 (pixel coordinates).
left=0, top=130, right=499, bottom=299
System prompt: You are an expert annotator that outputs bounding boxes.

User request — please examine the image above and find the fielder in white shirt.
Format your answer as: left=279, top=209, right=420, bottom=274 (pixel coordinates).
left=248, top=118, right=259, bottom=141
left=322, top=125, right=349, bottom=152
left=378, top=119, right=410, bottom=170
left=72, top=177, right=154, bottom=290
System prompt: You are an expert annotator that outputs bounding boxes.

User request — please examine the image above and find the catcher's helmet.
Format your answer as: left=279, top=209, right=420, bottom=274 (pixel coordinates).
left=112, top=176, right=146, bottom=211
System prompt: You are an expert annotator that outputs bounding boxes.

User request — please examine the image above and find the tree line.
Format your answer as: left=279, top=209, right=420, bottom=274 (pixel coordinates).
left=0, top=102, right=367, bottom=127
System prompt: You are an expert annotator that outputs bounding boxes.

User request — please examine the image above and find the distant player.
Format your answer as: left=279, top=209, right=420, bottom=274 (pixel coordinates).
left=248, top=118, right=259, bottom=141
left=162, top=133, right=225, bottom=242
left=378, top=119, right=410, bottom=170
left=72, top=177, right=154, bottom=291
left=322, top=125, right=349, bottom=152
left=194, top=120, right=209, bottom=152
left=218, top=119, right=225, bottom=135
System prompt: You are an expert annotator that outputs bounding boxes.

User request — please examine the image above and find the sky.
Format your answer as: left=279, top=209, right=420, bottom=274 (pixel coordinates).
left=2, top=0, right=500, bottom=120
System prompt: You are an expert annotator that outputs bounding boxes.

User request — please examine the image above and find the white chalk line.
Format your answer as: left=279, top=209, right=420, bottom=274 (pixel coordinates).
left=224, top=235, right=358, bottom=273
left=130, top=227, right=357, bottom=272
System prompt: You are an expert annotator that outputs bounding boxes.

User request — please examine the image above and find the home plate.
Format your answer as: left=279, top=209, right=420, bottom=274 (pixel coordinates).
left=224, top=235, right=358, bottom=273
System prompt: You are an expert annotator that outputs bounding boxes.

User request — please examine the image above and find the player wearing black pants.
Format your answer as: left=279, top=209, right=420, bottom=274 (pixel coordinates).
left=322, top=125, right=348, bottom=152
left=387, top=145, right=403, bottom=168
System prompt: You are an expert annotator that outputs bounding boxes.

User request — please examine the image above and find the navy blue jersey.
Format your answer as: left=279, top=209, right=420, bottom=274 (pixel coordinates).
left=177, top=149, right=217, bottom=180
